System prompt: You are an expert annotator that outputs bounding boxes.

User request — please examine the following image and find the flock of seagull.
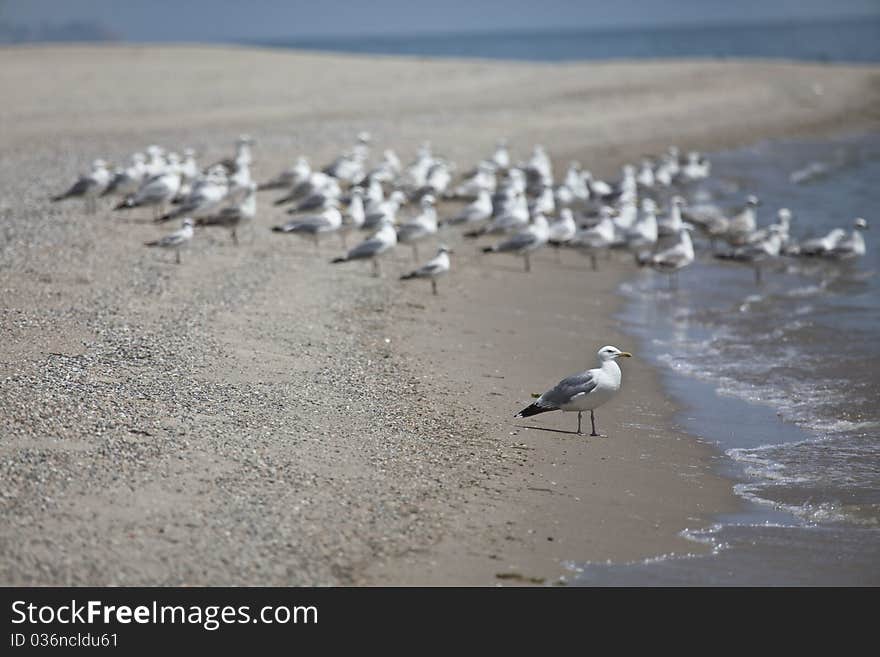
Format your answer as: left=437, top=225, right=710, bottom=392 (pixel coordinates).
left=48, top=132, right=870, bottom=435
left=51, top=132, right=869, bottom=292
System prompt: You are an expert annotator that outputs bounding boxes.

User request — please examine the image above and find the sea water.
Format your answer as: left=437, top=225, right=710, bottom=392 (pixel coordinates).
left=570, top=133, right=880, bottom=585
left=253, top=17, right=880, bottom=64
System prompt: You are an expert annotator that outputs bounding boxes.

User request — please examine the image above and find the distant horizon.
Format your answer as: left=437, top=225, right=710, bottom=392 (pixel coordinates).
left=249, top=12, right=880, bottom=46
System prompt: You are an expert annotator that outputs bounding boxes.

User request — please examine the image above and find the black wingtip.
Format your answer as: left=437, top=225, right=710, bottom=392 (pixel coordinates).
left=515, top=403, right=553, bottom=418
left=481, top=246, right=494, bottom=254
left=331, top=257, right=347, bottom=264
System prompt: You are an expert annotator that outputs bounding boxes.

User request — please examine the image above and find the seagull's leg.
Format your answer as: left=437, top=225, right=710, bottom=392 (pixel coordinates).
left=175, top=249, right=181, bottom=265
left=372, top=257, right=379, bottom=277
left=413, top=243, right=420, bottom=262
left=524, top=252, right=531, bottom=273
left=340, top=232, right=347, bottom=249
left=577, top=411, right=583, bottom=435
left=431, top=278, right=437, bottom=295
left=232, top=229, right=238, bottom=246
left=754, top=265, right=762, bottom=286
left=590, top=252, right=598, bottom=271
left=590, top=410, right=599, bottom=437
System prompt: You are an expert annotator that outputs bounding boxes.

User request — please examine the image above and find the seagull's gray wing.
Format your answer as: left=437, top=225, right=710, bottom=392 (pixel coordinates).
left=495, top=230, right=538, bottom=253
left=537, top=372, right=597, bottom=409
left=277, top=215, right=331, bottom=234
left=412, top=261, right=444, bottom=277
left=347, top=236, right=385, bottom=260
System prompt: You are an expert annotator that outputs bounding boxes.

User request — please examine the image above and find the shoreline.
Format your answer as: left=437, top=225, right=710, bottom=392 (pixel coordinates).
left=1, top=46, right=878, bottom=585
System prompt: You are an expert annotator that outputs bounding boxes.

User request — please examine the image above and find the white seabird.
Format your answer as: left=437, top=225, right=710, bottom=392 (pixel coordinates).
left=400, top=246, right=452, bottom=295
left=481, top=213, right=549, bottom=272
left=441, top=189, right=493, bottom=227
left=102, top=153, right=146, bottom=200
left=196, top=183, right=256, bottom=245
left=515, top=345, right=632, bottom=436
left=51, top=159, right=111, bottom=214
left=827, top=218, right=868, bottom=260
left=396, top=195, right=438, bottom=261
left=158, top=165, right=228, bottom=223
left=331, top=218, right=398, bottom=276
left=144, top=218, right=194, bottom=264
left=272, top=202, right=342, bottom=248
left=115, top=168, right=181, bottom=220
left=259, top=156, right=311, bottom=191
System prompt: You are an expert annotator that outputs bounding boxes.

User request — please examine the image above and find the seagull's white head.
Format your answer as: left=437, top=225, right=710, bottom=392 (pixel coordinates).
left=182, top=218, right=195, bottom=228
left=597, top=345, right=633, bottom=362
left=437, top=245, right=453, bottom=254
left=854, top=217, right=868, bottom=230
left=746, top=195, right=760, bottom=207
left=421, top=194, right=436, bottom=207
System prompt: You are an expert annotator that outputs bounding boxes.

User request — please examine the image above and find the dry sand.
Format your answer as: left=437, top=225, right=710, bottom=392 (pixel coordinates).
left=1, top=46, right=878, bottom=585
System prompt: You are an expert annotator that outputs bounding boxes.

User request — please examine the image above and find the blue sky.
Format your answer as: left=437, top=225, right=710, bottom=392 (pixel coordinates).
left=3, top=0, right=879, bottom=41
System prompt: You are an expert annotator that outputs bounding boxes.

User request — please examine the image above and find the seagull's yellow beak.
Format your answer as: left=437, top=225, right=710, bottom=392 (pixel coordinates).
left=617, top=352, right=633, bottom=358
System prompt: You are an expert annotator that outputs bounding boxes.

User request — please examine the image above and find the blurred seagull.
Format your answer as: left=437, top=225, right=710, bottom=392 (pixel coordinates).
left=51, top=159, right=111, bottom=214
left=396, top=195, right=438, bottom=261
left=481, top=213, right=549, bottom=272
left=101, top=153, right=146, bottom=200
left=144, top=218, right=194, bottom=264
left=331, top=219, right=398, bottom=276
left=259, top=156, right=311, bottom=191
left=641, top=225, right=695, bottom=288
left=272, top=202, right=342, bottom=248
left=400, top=246, right=452, bottom=295
left=196, top=182, right=256, bottom=245
left=827, top=218, right=868, bottom=260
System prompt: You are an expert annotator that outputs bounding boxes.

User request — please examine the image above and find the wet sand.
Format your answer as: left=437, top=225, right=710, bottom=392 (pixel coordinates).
left=1, top=46, right=878, bottom=585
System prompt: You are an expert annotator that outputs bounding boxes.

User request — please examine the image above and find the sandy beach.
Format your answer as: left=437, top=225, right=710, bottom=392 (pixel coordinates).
left=1, top=46, right=878, bottom=585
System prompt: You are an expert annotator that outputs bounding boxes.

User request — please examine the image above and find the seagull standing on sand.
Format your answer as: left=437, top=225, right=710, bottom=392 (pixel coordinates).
left=272, top=202, right=342, bottom=248
left=363, top=190, right=406, bottom=230
left=548, top=208, right=577, bottom=262
left=515, top=346, right=632, bottom=436
left=331, top=218, right=398, bottom=276
left=51, top=159, right=111, bottom=214
left=400, top=246, right=452, bottom=295
left=481, top=213, right=549, bottom=272
left=339, top=187, right=366, bottom=247
left=442, top=189, right=493, bottom=227
left=158, top=165, right=228, bottom=223
left=196, top=182, right=256, bottom=245
left=115, top=167, right=181, bottom=220
left=397, top=195, right=438, bottom=261
left=573, top=206, right=616, bottom=270
left=145, top=218, right=194, bottom=264
left=102, top=153, right=146, bottom=200
left=259, top=156, right=311, bottom=191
